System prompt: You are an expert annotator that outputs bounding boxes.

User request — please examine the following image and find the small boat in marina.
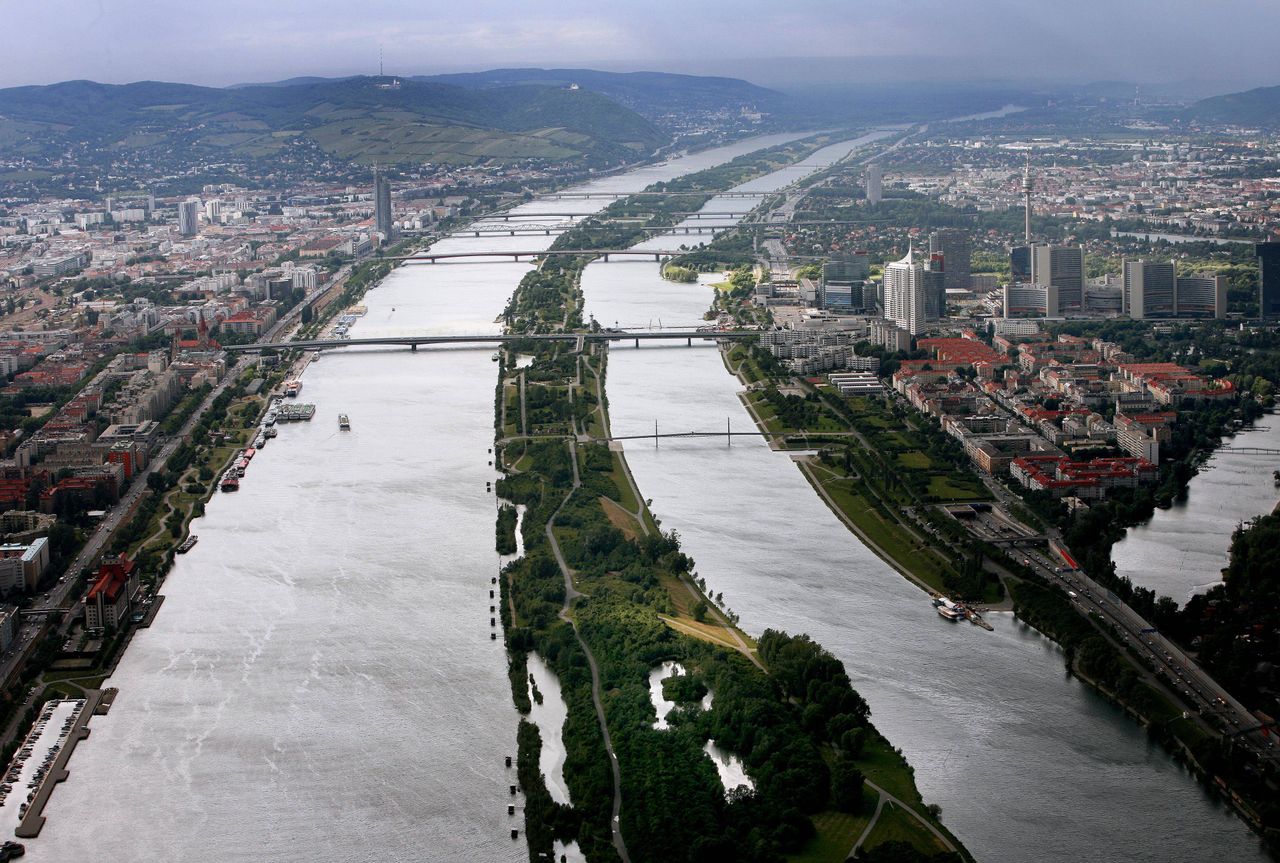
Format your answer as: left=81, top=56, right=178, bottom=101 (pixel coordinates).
left=339, top=414, right=351, bottom=431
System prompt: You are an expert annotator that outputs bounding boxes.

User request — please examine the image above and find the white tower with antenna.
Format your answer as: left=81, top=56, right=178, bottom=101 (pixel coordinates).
left=1022, top=157, right=1034, bottom=244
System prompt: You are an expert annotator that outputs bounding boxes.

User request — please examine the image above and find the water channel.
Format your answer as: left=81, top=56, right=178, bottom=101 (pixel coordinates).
left=582, top=182, right=1272, bottom=860
left=23, top=133, right=806, bottom=862
left=1112, top=420, right=1280, bottom=604
left=21, top=127, right=1272, bottom=862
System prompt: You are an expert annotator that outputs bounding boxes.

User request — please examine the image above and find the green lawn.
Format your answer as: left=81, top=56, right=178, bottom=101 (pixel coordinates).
left=926, top=474, right=987, bottom=501
left=788, top=798, right=877, bottom=863
left=898, top=451, right=933, bottom=470
left=861, top=804, right=950, bottom=856
left=820, top=478, right=950, bottom=593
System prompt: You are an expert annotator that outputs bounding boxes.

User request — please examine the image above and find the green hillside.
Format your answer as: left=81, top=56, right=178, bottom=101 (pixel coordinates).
left=0, top=76, right=667, bottom=166
left=1183, top=83, right=1280, bottom=128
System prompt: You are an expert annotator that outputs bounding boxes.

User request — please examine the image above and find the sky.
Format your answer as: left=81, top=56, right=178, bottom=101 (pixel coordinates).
left=1, top=0, right=1279, bottom=91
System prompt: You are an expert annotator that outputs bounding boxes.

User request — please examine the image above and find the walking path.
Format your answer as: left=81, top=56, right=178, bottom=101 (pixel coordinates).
left=544, top=440, right=630, bottom=863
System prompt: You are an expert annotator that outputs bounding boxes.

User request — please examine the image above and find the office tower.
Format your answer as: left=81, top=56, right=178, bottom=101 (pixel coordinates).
left=1174, top=274, right=1227, bottom=319
left=374, top=168, right=393, bottom=237
left=1010, top=245, right=1031, bottom=283
left=1123, top=259, right=1177, bottom=319
left=822, top=252, right=870, bottom=283
left=1258, top=243, right=1280, bottom=320
left=177, top=199, right=200, bottom=237
left=1031, top=244, right=1084, bottom=310
left=924, top=253, right=947, bottom=319
left=146, top=194, right=156, bottom=214
left=865, top=163, right=883, bottom=205
left=1004, top=283, right=1059, bottom=318
left=928, top=229, right=972, bottom=290
left=204, top=200, right=222, bottom=223
left=883, top=247, right=928, bottom=336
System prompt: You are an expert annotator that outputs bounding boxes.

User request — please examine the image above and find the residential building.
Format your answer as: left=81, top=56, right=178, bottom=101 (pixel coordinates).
left=84, top=556, right=139, bottom=630
left=883, top=248, right=928, bottom=336
left=375, top=169, right=393, bottom=238
left=865, top=163, right=883, bottom=205
left=178, top=200, right=200, bottom=237
left=0, top=537, right=49, bottom=593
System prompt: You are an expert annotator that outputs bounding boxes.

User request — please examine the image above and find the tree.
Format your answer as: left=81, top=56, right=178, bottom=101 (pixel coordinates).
left=829, top=757, right=865, bottom=813
left=691, top=599, right=708, bottom=622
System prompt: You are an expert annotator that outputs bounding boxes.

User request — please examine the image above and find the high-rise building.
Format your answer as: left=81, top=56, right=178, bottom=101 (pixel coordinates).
left=177, top=199, right=200, bottom=237
left=883, top=247, right=928, bottom=336
left=1174, top=273, right=1226, bottom=319
left=928, top=229, right=972, bottom=290
left=865, top=163, right=883, bottom=205
left=1010, top=245, right=1031, bottom=283
left=1004, top=283, right=1059, bottom=318
left=374, top=168, right=393, bottom=238
left=1030, top=244, right=1084, bottom=310
left=1123, top=259, right=1176, bottom=319
left=1257, top=242, right=1280, bottom=320
left=204, top=200, right=222, bottom=224
left=924, top=253, right=947, bottom=320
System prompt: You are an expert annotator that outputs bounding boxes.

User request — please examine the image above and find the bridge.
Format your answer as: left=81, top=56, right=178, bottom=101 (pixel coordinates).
left=1216, top=447, right=1280, bottom=456
left=390, top=249, right=691, bottom=264
left=223, top=329, right=760, bottom=353
left=540, top=191, right=767, bottom=200
left=480, top=211, right=747, bottom=221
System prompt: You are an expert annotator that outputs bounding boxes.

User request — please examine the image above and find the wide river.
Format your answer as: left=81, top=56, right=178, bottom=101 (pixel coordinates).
left=26, top=131, right=1272, bottom=862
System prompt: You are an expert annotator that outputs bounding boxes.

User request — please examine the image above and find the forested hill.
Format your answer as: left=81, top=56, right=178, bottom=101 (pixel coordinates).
left=1183, top=83, right=1280, bottom=128
left=0, top=75, right=667, bottom=166
left=416, top=68, right=786, bottom=125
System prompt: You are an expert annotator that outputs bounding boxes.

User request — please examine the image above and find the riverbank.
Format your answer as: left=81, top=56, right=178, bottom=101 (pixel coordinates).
left=493, top=142, right=971, bottom=862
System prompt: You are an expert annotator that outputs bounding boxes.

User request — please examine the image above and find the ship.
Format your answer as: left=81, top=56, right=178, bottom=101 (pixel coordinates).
left=339, top=414, right=351, bottom=431
left=285, top=380, right=303, bottom=398
left=265, top=427, right=278, bottom=439
left=176, top=535, right=199, bottom=554
left=220, top=473, right=239, bottom=492
left=934, top=597, right=964, bottom=621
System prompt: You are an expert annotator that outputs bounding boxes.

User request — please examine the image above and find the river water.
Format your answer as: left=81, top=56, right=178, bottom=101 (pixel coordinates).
left=22, top=133, right=807, bottom=863
left=24, top=128, right=1271, bottom=862
left=582, top=186, right=1272, bottom=859
left=1113, top=421, right=1280, bottom=604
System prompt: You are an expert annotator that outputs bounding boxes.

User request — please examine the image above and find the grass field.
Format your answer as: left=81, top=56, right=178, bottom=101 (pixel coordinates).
left=861, top=804, right=949, bottom=856
left=786, top=798, right=878, bottom=863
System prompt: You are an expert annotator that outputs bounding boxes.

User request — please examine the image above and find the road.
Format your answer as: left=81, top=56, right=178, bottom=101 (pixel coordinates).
left=1014, top=540, right=1276, bottom=762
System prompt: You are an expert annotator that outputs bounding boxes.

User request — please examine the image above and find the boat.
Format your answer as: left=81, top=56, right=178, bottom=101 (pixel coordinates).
left=243, top=447, right=256, bottom=460
left=176, top=535, right=198, bottom=554
left=491, top=352, right=501, bottom=362
left=265, top=427, right=278, bottom=439
left=285, top=380, right=303, bottom=398
left=220, top=474, right=239, bottom=492
left=339, top=413, right=351, bottom=431
left=254, top=434, right=267, bottom=448
left=935, top=598, right=964, bottom=621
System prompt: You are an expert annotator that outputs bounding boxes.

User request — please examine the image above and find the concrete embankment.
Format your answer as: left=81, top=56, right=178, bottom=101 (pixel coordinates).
left=16, top=688, right=106, bottom=839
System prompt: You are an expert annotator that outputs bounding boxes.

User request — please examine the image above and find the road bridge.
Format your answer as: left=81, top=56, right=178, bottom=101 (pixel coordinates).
left=223, top=329, right=760, bottom=353
left=388, top=249, right=690, bottom=264
left=541, top=191, right=766, bottom=200
left=480, top=211, right=747, bottom=221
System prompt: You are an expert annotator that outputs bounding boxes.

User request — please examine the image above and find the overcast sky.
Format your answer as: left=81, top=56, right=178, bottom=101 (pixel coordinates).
left=1, top=0, right=1278, bottom=90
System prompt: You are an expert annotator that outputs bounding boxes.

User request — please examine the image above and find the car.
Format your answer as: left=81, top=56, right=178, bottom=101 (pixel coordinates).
left=1067, top=590, right=1078, bottom=598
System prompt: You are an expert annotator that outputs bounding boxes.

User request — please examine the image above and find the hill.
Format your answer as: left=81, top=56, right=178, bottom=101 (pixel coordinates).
left=1183, top=83, right=1280, bottom=128
left=414, top=68, right=785, bottom=126
left=0, top=76, right=667, bottom=167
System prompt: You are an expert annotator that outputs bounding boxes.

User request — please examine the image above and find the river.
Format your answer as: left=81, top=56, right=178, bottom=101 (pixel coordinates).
left=1112, top=420, right=1280, bottom=604
left=23, top=128, right=1271, bottom=862
left=21, top=133, right=808, bottom=863
left=582, top=183, right=1271, bottom=859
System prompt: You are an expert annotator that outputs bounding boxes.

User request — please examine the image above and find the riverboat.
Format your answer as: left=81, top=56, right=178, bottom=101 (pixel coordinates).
left=220, top=474, right=239, bottom=492
left=339, top=414, right=351, bottom=431
left=935, top=598, right=965, bottom=621
left=176, top=535, right=198, bottom=554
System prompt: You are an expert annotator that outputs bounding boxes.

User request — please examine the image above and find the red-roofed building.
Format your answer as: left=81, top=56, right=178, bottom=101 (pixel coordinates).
left=1010, top=454, right=1158, bottom=499
left=85, top=556, right=139, bottom=630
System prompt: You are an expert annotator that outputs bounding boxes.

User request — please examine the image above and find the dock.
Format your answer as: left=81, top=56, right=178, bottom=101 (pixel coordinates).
left=15, top=688, right=105, bottom=839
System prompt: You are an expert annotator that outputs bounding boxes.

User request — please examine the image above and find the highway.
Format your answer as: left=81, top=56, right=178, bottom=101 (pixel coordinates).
left=1013, top=539, right=1276, bottom=762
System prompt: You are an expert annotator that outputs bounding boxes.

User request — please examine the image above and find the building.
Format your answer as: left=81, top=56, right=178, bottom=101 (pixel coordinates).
left=374, top=169, right=394, bottom=238
left=1175, top=273, right=1226, bottom=318
left=1004, top=283, right=1059, bottom=318
left=1031, top=244, right=1085, bottom=310
left=1256, top=243, right=1280, bottom=320
left=865, top=163, right=883, bottom=205
left=1010, top=245, right=1031, bottom=282
left=883, top=248, right=929, bottom=336
left=31, top=251, right=91, bottom=278
left=1123, top=259, right=1176, bottom=319
left=0, top=537, right=49, bottom=593
left=84, top=556, right=139, bottom=630
left=928, top=229, right=972, bottom=291
left=869, top=319, right=911, bottom=352
left=178, top=200, right=200, bottom=237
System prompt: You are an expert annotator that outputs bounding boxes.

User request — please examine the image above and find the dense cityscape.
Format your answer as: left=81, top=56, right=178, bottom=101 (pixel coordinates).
left=0, top=3, right=1276, bottom=862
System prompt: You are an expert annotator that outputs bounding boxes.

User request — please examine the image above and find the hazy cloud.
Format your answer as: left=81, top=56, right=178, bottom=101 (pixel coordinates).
left=0, top=0, right=1278, bottom=89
